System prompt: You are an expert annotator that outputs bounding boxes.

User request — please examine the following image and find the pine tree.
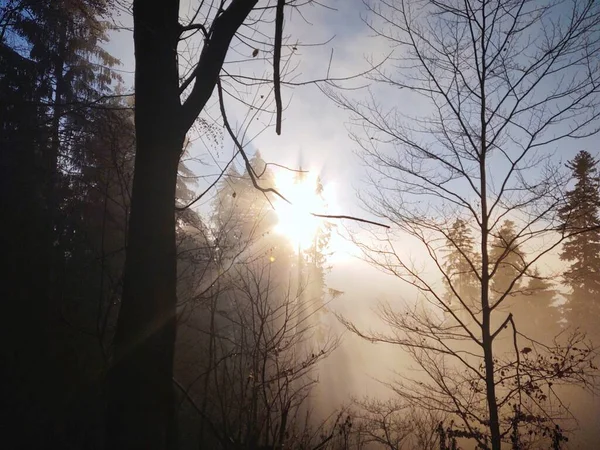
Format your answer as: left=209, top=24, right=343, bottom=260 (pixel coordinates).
left=490, top=220, right=525, bottom=304
left=1, top=2, right=124, bottom=446
left=212, top=152, right=283, bottom=262
left=558, top=151, right=600, bottom=338
left=442, top=218, right=480, bottom=313
left=6, top=0, right=120, bottom=194
left=512, top=269, right=561, bottom=341
left=302, top=176, right=333, bottom=343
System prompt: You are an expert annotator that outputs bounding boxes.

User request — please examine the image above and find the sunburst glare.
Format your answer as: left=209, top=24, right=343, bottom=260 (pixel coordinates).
left=273, top=170, right=335, bottom=252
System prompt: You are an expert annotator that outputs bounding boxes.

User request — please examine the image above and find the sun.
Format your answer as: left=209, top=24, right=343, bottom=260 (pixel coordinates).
left=273, top=170, right=332, bottom=252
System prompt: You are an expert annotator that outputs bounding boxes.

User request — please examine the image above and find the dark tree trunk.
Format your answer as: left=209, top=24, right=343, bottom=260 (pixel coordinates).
left=482, top=305, right=501, bottom=450
left=106, top=1, right=261, bottom=447
left=106, top=1, right=183, bottom=449
left=480, top=127, right=501, bottom=450
left=106, top=133, right=182, bottom=449
left=481, top=211, right=501, bottom=450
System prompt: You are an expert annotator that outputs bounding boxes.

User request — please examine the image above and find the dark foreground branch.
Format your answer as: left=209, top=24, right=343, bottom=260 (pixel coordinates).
left=311, top=213, right=390, bottom=229
left=274, top=0, right=285, bottom=135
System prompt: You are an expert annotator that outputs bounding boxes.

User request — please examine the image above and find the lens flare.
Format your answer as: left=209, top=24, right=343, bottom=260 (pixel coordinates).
left=273, top=170, right=332, bottom=252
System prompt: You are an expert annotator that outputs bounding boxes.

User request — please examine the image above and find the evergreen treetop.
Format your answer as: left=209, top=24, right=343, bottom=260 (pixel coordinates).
left=558, top=151, right=600, bottom=335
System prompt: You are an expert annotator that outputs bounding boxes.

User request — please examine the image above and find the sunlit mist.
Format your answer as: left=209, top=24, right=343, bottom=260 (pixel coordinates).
left=273, top=170, right=335, bottom=252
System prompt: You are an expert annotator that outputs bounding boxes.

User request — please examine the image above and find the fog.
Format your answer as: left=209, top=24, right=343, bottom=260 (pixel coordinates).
left=4, top=0, right=600, bottom=449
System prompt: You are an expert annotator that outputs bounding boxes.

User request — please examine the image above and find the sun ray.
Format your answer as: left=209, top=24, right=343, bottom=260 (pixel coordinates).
left=273, top=170, right=332, bottom=252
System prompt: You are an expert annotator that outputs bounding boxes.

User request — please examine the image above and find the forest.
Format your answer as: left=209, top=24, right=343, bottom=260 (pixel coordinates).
left=2, top=1, right=600, bottom=449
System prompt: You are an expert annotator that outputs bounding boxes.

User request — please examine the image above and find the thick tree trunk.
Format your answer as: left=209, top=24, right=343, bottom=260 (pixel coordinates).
left=106, top=1, right=183, bottom=449
left=106, top=1, right=262, bottom=447
left=106, top=132, right=181, bottom=449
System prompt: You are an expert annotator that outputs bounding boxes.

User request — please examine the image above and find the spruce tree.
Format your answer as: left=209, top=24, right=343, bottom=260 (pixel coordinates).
left=513, top=269, right=561, bottom=341
left=442, top=218, right=480, bottom=314
left=558, top=151, right=600, bottom=338
left=1, top=2, right=123, bottom=446
left=212, top=152, right=282, bottom=260
left=489, top=220, right=525, bottom=303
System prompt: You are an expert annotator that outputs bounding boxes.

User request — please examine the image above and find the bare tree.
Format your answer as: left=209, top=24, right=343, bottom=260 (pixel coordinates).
left=344, top=397, right=443, bottom=450
left=330, top=1, right=600, bottom=448
left=174, top=253, right=338, bottom=449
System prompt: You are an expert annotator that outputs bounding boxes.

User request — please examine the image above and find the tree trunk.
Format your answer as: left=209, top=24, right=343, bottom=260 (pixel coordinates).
left=106, top=1, right=264, bottom=447
left=106, top=1, right=183, bottom=449
left=480, top=114, right=501, bottom=449
left=482, top=306, right=501, bottom=450
left=481, top=203, right=501, bottom=450
left=482, top=210, right=502, bottom=449
left=106, top=132, right=181, bottom=449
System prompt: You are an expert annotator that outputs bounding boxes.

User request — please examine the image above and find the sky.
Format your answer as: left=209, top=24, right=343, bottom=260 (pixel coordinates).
left=103, top=0, right=600, bottom=426
left=104, top=0, right=598, bottom=243
left=105, top=0, right=387, bottom=219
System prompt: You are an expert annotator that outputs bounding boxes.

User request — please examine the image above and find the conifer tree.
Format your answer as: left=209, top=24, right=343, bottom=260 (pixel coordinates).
left=1, top=2, right=123, bottom=446
left=558, top=151, right=600, bottom=338
left=212, top=152, right=282, bottom=261
left=489, top=220, right=525, bottom=303
left=442, top=218, right=480, bottom=313
left=512, top=269, right=561, bottom=341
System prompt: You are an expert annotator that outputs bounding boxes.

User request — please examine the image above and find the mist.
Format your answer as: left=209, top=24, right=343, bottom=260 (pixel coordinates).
left=3, top=0, right=600, bottom=449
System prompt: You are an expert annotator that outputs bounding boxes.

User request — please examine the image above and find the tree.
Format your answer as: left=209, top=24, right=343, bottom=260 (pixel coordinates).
left=512, top=269, right=562, bottom=342
left=558, top=151, right=600, bottom=339
left=5, top=0, right=119, bottom=215
left=1, top=0, right=121, bottom=344
left=1, top=1, right=123, bottom=446
left=107, top=2, right=311, bottom=448
left=332, top=1, right=600, bottom=448
left=176, top=260, right=336, bottom=450
left=347, top=398, right=443, bottom=449
left=442, top=218, right=480, bottom=318
left=171, top=160, right=341, bottom=448
left=212, top=153, right=280, bottom=256
left=490, top=221, right=526, bottom=304
left=1, top=0, right=120, bottom=311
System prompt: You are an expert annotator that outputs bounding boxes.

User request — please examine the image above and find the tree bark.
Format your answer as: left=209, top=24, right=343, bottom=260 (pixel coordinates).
left=106, top=1, right=183, bottom=449
left=106, top=132, right=182, bottom=449
left=480, top=107, right=501, bottom=450
left=106, top=1, right=261, bottom=447
left=481, top=184, right=501, bottom=449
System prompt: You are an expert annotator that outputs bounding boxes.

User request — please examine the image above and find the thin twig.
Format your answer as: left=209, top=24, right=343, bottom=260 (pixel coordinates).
left=175, top=150, right=239, bottom=211
left=311, top=213, right=390, bottom=229
left=217, top=78, right=291, bottom=203
left=256, top=162, right=307, bottom=179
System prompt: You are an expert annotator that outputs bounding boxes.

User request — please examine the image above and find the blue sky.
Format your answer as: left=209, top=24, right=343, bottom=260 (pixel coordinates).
left=105, top=1, right=598, bottom=222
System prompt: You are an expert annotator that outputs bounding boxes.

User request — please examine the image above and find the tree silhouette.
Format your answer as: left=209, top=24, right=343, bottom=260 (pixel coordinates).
left=489, top=221, right=526, bottom=304
left=512, top=269, right=562, bottom=342
left=442, top=218, right=480, bottom=318
left=1, top=1, right=123, bottom=446
left=107, top=2, right=316, bottom=448
left=332, top=1, right=600, bottom=448
left=559, top=151, right=600, bottom=340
